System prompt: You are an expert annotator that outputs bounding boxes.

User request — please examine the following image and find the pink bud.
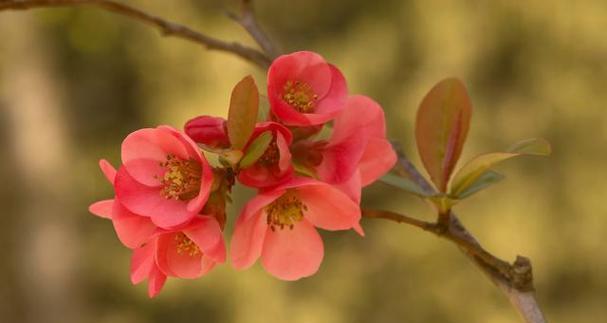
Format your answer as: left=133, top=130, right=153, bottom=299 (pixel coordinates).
left=185, top=116, right=230, bottom=148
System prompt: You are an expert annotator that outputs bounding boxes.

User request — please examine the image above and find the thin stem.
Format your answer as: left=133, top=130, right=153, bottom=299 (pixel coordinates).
left=362, top=209, right=437, bottom=233
left=0, top=0, right=272, bottom=68
left=228, top=0, right=280, bottom=59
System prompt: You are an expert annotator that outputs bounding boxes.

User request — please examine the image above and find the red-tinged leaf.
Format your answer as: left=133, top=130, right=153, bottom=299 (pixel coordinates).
left=415, top=78, right=472, bottom=192
left=449, top=138, right=551, bottom=198
left=227, top=75, right=259, bottom=149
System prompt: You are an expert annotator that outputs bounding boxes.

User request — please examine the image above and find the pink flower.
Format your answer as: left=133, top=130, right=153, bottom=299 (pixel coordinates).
left=184, top=116, right=230, bottom=149
left=294, top=96, right=397, bottom=202
left=89, top=160, right=157, bottom=249
left=230, top=177, right=362, bottom=281
left=267, top=51, right=348, bottom=126
left=114, top=126, right=214, bottom=229
left=238, top=122, right=294, bottom=188
left=130, top=216, right=226, bottom=297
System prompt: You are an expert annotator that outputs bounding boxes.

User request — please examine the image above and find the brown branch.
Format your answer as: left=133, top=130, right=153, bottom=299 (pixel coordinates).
left=371, top=153, right=547, bottom=323
left=0, top=0, right=272, bottom=68
left=227, top=0, right=280, bottom=59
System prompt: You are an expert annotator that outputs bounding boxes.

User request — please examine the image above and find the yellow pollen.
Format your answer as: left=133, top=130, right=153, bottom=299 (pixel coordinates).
left=257, top=139, right=279, bottom=166
left=174, top=233, right=201, bottom=256
left=159, top=154, right=202, bottom=200
left=282, top=80, right=318, bottom=113
left=265, top=191, right=307, bottom=231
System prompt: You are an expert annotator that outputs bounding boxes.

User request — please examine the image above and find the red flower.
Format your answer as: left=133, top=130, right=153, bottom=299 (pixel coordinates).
left=268, top=51, right=347, bottom=126
left=130, top=216, right=225, bottom=297
left=230, top=178, right=362, bottom=280
left=310, top=96, right=397, bottom=201
left=238, top=122, right=294, bottom=188
left=184, top=115, right=230, bottom=149
left=114, top=126, right=214, bottom=228
left=89, top=160, right=157, bottom=249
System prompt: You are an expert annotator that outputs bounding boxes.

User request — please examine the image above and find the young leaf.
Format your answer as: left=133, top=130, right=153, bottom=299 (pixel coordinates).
left=454, top=170, right=505, bottom=199
left=380, top=173, right=431, bottom=197
left=449, top=138, right=551, bottom=198
left=507, top=137, right=551, bottom=155
left=239, top=131, right=272, bottom=168
left=227, top=75, right=259, bottom=150
left=415, top=78, right=472, bottom=192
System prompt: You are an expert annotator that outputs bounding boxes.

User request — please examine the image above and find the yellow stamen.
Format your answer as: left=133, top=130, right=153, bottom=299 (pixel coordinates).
left=265, top=191, right=307, bottom=231
left=159, top=154, right=202, bottom=200
left=282, top=80, right=318, bottom=113
left=174, top=233, right=201, bottom=256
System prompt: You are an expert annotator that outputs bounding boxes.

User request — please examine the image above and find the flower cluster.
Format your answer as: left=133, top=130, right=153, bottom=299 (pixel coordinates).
left=90, top=51, right=396, bottom=297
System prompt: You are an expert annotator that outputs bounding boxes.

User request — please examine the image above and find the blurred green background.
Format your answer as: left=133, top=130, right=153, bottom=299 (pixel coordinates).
left=0, top=1, right=605, bottom=322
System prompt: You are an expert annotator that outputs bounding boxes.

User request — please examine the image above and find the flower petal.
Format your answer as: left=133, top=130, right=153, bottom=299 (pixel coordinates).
left=313, top=65, right=347, bottom=114
left=112, top=201, right=157, bottom=249
left=184, top=216, right=226, bottom=263
left=130, top=241, right=156, bottom=284
left=147, top=265, right=167, bottom=298
left=89, top=199, right=114, bottom=219
left=115, top=167, right=195, bottom=229
left=121, top=127, right=189, bottom=186
left=359, top=138, right=397, bottom=186
left=332, top=169, right=362, bottom=204
left=261, top=219, right=324, bottom=281
left=230, top=211, right=268, bottom=270
left=317, top=129, right=366, bottom=183
left=99, top=159, right=117, bottom=184
left=297, top=182, right=361, bottom=231
left=155, top=232, right=204, bottom=279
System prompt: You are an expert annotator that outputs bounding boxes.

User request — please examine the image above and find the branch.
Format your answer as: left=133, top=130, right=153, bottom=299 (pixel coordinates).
left=0, top=0, right=272, bottom=69
left=367, top=152, right=547, bottom=323
left=227, top=0, right=280, bottom=59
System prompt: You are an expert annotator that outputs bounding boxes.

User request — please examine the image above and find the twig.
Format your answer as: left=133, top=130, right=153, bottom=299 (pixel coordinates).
left=370, top=153, right=547, bottom=323
left=227, top=0, right=280, bottom=59
left=0, top=0, right=272, bottom=68
left=362, top=209, right=436, bottom=232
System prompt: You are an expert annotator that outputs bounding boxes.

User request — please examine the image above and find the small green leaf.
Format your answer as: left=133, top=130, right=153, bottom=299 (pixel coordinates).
left=454, top=170, right=504, bottom=199
left=415, top=78, right=473, bottom=192
left=508, top=137, right=552, bottom=155
left=239, top=131, right=272, bottom=168
left=293, top=161, right=318, bottom=178
left=380, top=173, right=430, bottom=197
left=449, top=138, right=551, bottom=198
left=218, top=150, right=243, bottom=167
left=227, top=75, right=259, bottom=150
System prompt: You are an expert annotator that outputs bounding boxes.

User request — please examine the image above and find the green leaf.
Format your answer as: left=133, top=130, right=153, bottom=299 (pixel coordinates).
left=227, top=75, right=259, bottom=150
left=454, top=170, right=505, bottom=199
left=415, top=78, right=472, bottom=192
left=293, top=161, right=318, bottom=178
left=239, top=131, right=272, bottom=168
left=380, top=173, right=431, bottom=197
left=449, top=138, right=551, bottom=198
left=508, top=137, right=552, bottom=155
left=258, top=94, right=270, bottom=122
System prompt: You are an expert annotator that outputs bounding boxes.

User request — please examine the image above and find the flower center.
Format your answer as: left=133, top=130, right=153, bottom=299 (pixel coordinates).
left=282, top=80, right=318, bottom=113
left=257, top=139, right=279, bottom=166
left=174, top=233, right=201, bottom=256
left=265, top=191, right=307, bottom=231
left=159, top=154, right=202, bottom=200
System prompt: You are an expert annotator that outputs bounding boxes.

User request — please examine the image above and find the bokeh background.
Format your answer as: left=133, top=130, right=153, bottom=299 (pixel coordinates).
left=0, top=0, right=605, bottom=322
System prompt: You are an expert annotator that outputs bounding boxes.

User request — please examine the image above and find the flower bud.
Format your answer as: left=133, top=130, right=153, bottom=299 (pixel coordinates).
left=185, top=116, right=230, bottom=149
